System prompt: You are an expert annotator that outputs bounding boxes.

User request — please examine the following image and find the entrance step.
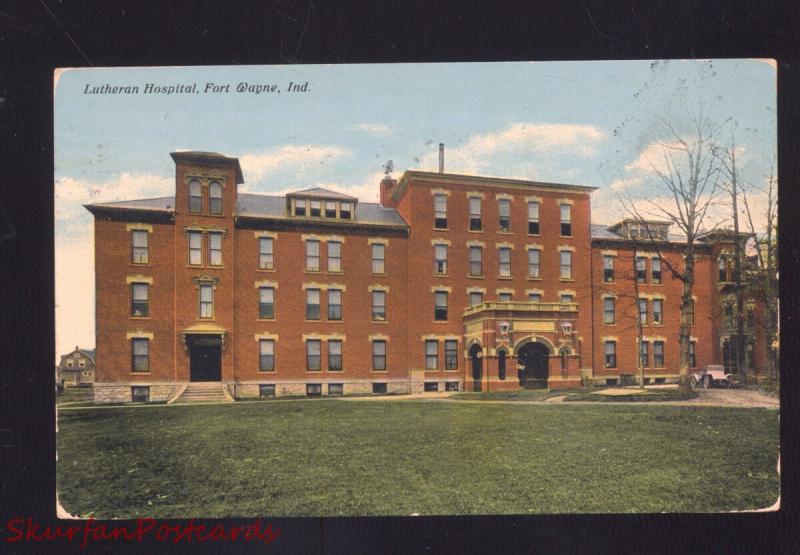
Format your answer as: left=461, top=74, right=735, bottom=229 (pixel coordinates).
left=174, top=382, right=232, bottom=403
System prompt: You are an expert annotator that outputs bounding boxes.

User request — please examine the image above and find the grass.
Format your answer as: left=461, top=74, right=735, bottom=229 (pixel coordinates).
left=449, top=387, right=698, bottom=403
left=450, top=388, right=583, bottom=401
left=57, top=399, right=779, bottom=517
left=564, top=389, right=699, bottom=402
left=56, top=387, right=94, bottom=405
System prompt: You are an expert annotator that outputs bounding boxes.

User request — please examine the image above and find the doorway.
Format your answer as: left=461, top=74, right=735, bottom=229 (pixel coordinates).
left=469, top=343, right=483, bottom=392
left=188, top=334, right=222, bottom=382
left=517, top=341, right=550, bottom=388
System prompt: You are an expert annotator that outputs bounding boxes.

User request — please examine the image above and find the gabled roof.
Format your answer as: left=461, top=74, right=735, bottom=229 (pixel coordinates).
left=59, top=347, right=95, bottom=364
left=85, top=196, right=175, bottom=213
left=286, top=188, right=358, bottom=201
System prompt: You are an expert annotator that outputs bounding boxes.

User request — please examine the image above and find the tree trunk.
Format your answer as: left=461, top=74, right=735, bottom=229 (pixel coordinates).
left=678, top=248, right=694, bottom=393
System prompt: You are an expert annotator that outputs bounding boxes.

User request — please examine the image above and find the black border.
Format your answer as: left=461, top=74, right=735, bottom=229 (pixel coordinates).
left=1, top=1, right=798, bottom=553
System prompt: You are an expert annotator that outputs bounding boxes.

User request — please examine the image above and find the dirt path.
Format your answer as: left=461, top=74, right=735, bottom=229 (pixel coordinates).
left=683, top=388, right=779, bottom=409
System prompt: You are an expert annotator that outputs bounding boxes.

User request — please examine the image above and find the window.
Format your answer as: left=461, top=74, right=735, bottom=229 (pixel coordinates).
left=603, top=297, right=615, bottom=324
left=653, top=299, right=663, bottom=324
left=259, top=339, right=274, bottom=371
left=638, top=298, right=648, bottom=324
left=469, top=291, right=483, bottom=306
left=560, top=347, right=568, bottom=370
left=425, top=340, right=438, bottom=369
left=653, top=341, right=665, bottom=368
left=327, top=241, right=342, bottom=272
left=434, top=193, right=447, bottom=229
left=724, top=302, right=734, bottom=328
left=636, top=257, right=647, bottom=283
left=498, top=199, right=511, bottom=232
left=259, top=237, right=274, bottom=270
left=132, top=386, right=150, bottom=403
left=131, top=283, right=149, bottom=317
left=306, top=340, right=321, bottom=371
left=199, top=284, right=213, bottom=318
left=561, top=294, right=573, bottom=304
left=372, top=290, right=386, bottom=321
left=434, top=244, right=448, bottom=274
left=306, top=240, right=320, bottom=271
left=499, top=292, right=512, bottom=302
left=372, top=340, right=386, bottom=370
left=498, top=350, right=507, bottom=380
left=209, top=232, right=222, bottom=266
left=188, top=231, right=202, bottom=265
left=689, top=341, right=697, bottom=368
left=560, top=251, right=572, bottom=279
left=132, top=230, right=148, bottom=264
left=310, top=200, right=321, bottom=217
left=652, top=257, right=662, bottom=284
left=306, top=289, right=320, bottom=320
left=188, top=180, right=201, bottom=213
left=371, top=244, right=385, bottom=274
left=469, top=197, right=482, bottom=231
left=445, top=340, right=458, bottom=370
left=209, top=181, right=222, bottom=215
left=259, top=384, right=275, bottom=398
left=604, top=341, right=616, bottom=368
left=306, top=383, right=322, bottom=396
left=325, top=201, right=336, bottom=218
left=469, top=246, right=483, bottom=276
left=372, top=382, right=387, bottom=394
left=132, top=338, right=149, bottom=372
left=498, top=247, right=511, bottom=277
left=560, top=204, right=572, bottom=236
left=528, top=249, right=541, bottom=279
left=294, top=199, right=306, bottom=216
left=689, top=300, right=695, bottom=325
left=640, top=341, right=649, bottom=368
left=718, top=258, right=728, bottom=282
left=446, top=382, right=459, bottom=391
left=340, top=202, right=352, bottom=219
left=603, top=256, right=614, bottom=282
left=259, top=287, right=274, bottom=319
left=746, top=307, right=755, bottom=328
left=328, top=340, right=342, bottom=371
left=434, top=291, right=448, bottom=321
left=328, top=383, right=343, bottom=395
left=424, top=382, right=439, bottom=392
left=528, top=293, right=542, bottom=302
left=528, top=201, right=540, bottom=234
left=328, top=289, right=342, bottom=320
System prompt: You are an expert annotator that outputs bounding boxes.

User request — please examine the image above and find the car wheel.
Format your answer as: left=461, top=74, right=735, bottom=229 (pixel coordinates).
left=690, top=376, right=698, bottom=388
left=703, top=376, right=711, bottom=389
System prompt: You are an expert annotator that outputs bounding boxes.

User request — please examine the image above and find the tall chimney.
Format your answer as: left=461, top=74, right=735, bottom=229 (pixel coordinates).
left=438, top=143, right=444, bottom=173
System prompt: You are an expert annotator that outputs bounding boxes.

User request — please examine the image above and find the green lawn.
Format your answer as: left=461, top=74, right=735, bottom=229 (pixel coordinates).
left=56, top=387, right=94, bottom=405
left=57, top=399, right=779, bottom=517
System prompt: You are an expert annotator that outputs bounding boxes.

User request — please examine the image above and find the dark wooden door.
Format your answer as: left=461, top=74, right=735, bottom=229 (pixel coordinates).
left=190, top=340, right=221, bottom=382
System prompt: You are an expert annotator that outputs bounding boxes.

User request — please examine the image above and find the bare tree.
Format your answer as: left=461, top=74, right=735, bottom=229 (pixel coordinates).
left=618, top=106, right=725, bottom=393
left=740, top=155, right=779, bottom=381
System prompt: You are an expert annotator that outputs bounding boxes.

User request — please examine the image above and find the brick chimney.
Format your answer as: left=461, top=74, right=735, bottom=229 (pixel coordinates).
left=380, top=176, right=397, bottom=208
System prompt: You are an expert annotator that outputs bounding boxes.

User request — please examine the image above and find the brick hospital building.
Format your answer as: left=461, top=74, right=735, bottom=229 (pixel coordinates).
left=85, top=151, right=764, bottom=403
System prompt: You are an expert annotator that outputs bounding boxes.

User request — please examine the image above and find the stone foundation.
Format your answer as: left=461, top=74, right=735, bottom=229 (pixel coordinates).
left=94, top=382, right=178, bottom=403
left=229, top=379, right=412, bottom=399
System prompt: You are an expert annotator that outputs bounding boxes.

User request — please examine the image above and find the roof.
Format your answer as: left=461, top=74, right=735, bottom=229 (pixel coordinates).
left=59, top=347, right=95, bottom=364
left=85, top=196, right=175, bottom=213
left=286, top=188, right=358, bottom=201
left=237, top=193, right=406, bottom=227
left=591, top=224, right=623, bottom=240
left=170, top=151, right=244, bottom=184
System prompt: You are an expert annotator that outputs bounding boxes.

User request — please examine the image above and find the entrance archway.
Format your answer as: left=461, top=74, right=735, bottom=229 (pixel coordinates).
left=468, top=343, right=483, bottom=392
left=516, top=341, right=550, bottom=388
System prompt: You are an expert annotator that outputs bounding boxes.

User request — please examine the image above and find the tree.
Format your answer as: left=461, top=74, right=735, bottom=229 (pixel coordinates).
left=615, top=72, right=726, bottom=393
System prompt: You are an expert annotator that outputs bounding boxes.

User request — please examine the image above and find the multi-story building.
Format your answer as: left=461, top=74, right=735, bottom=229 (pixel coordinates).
left=85, top=151, right=760, bottom=403
left=57, top=346, right=96, bottom=387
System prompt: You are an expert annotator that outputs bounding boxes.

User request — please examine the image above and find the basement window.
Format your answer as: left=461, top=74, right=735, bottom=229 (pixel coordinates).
left=372, top=382, right=387, bottom=394
left=306, top=383, right=322, bottom=396
left=131, top=386, right=150, bottom=403
left=445, top=381, right=459, bottom=392
left=424, top=382, right=439, bottom=392
left=259, top=384, right=276, bottom=398
left=328, top=383, right=344, bottom=396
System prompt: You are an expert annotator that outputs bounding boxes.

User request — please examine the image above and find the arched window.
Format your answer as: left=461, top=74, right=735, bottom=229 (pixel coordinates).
left=188, top=180, right=202, bottom=213
left=209, top=181, right=222, bottom=215
left=498, top=349, right=507, bottom=380
left=560, top=347, right=569, bottom=371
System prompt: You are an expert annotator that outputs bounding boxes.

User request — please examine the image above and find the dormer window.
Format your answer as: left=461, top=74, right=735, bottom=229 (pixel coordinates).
left=340, top=202, right=352, bottom=219
left=310, top=200, right=321, bottom=217
left=295, top=200, right=307, bottom=216
left=189, top=180, right=202, bottom=213
left=325, top=201, right=337, bottom=218
left=209, top=181, right=222, bottom=215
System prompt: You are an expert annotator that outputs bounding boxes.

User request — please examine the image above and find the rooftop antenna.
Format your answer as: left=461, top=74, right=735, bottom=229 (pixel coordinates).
left=383, top=160, right=394, bottom=177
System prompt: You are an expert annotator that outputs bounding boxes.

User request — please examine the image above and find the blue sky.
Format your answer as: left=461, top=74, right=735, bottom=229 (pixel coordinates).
left=54, top=60, right=776, bottom=357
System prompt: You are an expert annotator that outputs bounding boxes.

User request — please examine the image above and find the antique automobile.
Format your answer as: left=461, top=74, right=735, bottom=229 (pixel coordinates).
left=689, top=364, right=733, bottom=388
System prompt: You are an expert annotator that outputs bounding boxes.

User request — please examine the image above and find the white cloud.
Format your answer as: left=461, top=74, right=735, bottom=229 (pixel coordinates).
left=418, top=122, right=606, bottom=176
left=623, top=141, right=686, bottom=174
left=238, top=145, right=351, bottom=182
left=609, top=176, right=642, bottom=192
left=354, top=123, right=394, bottom=136
left=271, top=171, right=386, bottom=203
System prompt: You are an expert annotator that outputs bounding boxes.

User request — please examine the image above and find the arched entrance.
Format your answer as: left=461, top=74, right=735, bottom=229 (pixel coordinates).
left=516, top=341, right=551, bottom=388
left=469, top=343, right=483, bottom=392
